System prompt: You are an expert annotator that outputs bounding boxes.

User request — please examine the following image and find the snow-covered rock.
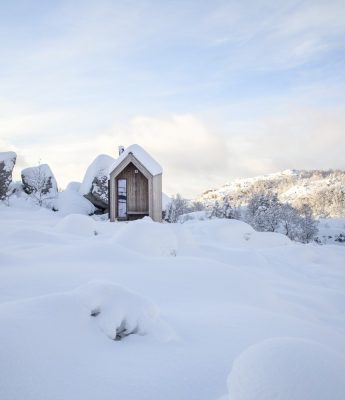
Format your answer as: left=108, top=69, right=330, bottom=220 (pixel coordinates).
left=226, top=337, right=345, bottom=400
left=21, top=164, right=58, bottom=207
left=0, top=151, right=16, bottom=200
left=79, top=154, right=115, bottom=210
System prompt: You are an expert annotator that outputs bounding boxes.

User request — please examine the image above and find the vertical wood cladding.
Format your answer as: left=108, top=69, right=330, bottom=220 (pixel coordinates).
left=116, top=162, right=149, bottom=216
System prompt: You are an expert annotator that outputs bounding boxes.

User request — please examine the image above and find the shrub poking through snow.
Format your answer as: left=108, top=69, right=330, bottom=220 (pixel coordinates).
left=75, top=281, right=161, bottom=341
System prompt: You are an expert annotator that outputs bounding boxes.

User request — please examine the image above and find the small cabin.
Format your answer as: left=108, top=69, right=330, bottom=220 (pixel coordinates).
left=108, top=145, right=162, bottom=222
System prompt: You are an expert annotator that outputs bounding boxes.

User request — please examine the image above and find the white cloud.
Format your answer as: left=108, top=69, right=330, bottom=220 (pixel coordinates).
left=2, top=109, right=345, bottom=197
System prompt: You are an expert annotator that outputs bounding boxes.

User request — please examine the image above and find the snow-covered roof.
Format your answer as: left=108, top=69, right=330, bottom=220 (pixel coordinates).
left=109, top=144, right=162, bottom=176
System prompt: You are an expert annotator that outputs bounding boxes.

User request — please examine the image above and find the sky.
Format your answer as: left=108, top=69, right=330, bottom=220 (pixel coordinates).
left=1, top=0, right=345, bottom=197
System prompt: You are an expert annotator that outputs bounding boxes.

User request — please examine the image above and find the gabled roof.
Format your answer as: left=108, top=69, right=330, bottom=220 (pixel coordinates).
left=108, top=144, right=162, bottom=176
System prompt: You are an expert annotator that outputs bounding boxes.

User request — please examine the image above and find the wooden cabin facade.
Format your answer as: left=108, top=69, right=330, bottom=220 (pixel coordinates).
left=108, top=146, right=162, bottom=222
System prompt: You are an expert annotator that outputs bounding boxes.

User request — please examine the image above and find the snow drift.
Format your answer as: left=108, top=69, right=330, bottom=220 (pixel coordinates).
left=226, top=337, right=345, bottom=400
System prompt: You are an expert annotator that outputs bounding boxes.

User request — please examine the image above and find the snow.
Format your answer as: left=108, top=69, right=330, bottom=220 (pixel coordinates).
left=75, top=280, right=169, bottom=340
left=0, top=151, right=16, bottom=171
left=79, top=154, right=115, bottom=195
left=226, top=337, right=345, bottom=400
left=65, top=181, right=81, bottom=191
left=55, top=213, right=98, bottom=236
left=54, top=188, right=95, bottom=216
left=0, top=205, right=345, bottom=400
left=108, top=144, right=162, bottom=176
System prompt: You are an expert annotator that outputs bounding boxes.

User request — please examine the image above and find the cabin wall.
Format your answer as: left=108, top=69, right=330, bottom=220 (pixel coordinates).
left=109, top=153, right=162, bottom=222
left=152, top=174, right=162, bottom=222
left=115, top=163, right=149, bottom=215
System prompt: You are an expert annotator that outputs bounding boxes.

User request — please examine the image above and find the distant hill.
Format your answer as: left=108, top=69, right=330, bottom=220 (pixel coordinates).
left=197, top=170, right=345, bottom=217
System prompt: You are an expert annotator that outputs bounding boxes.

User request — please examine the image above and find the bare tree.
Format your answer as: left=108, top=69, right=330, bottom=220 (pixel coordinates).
left=22, top=164, right=57, bottom=207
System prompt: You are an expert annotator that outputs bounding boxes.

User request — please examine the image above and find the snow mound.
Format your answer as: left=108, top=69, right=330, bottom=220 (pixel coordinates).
left=79, top=154, right=115, bottom=196
left=179, top=210, right=210, bottom=223
left=226, top=337, right=345, bottom=400
left=115, top=218, right=178, bottom=256
left=54, top=189, right=95, bottom=216
left=76, top=281, right=161, bottom=340
left=108, top=144, right=162, bottom=176
left=65, top=181, right=81, bottom=192
left=185, top=218, right=291, bottom=248
left=55, top=214, right=98, bottom=236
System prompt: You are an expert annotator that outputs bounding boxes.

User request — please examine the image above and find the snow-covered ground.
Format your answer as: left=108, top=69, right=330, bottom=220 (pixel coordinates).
left=0, top=204, right=345, bottom=400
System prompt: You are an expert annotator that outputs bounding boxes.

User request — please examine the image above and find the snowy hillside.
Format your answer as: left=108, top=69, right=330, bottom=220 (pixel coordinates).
left=197, top=169, right=345, bottom=217
left=1, top=204, right=345, bottom=400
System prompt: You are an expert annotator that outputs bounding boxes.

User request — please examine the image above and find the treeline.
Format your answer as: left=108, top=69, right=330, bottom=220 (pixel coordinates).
left=200, top=170, right=345, bottom=218
left=164, top=192, right=319, bottom=244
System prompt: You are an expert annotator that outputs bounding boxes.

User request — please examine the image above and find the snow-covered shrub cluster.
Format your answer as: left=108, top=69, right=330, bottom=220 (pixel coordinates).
left=210, top=196, right=240, bottom=220
left=165, top=194, right=190, bottom=222
left=169, top=191, right=319, bottom=244
left=245, top=192, right=318, bottom=243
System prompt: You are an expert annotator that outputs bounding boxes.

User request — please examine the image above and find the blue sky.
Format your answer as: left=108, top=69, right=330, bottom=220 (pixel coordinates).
left=1, top=0, right=345, bottom=196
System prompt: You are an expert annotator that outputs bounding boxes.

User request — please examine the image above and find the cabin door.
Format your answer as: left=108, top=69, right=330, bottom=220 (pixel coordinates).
left=117, top=179, right=127, bottom=218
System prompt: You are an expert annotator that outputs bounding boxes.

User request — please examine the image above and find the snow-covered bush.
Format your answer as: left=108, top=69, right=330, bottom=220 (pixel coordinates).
left=245, top=192, right=319, bottom=243
left=297, top=203, right=319, bottom=243
left=21, top=164, right=58, bottom=208
left=246, top=192, right=282, bottom=232
left=0, top=151, right=16, bottom=202
left=211, top=196, right=239, bottom=219
left=164, top=193, right=190, bottom=223
left=280, top=203, right=302, bottom=241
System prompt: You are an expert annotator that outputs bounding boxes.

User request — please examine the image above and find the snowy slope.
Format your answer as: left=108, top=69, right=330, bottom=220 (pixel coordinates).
left=197, top=169, right=345, bottom=217
left=0, top=205, right=345, bottom=400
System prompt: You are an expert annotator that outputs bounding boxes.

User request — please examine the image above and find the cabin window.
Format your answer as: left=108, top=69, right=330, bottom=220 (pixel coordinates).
left=117, top=179, right=127, bottom=218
